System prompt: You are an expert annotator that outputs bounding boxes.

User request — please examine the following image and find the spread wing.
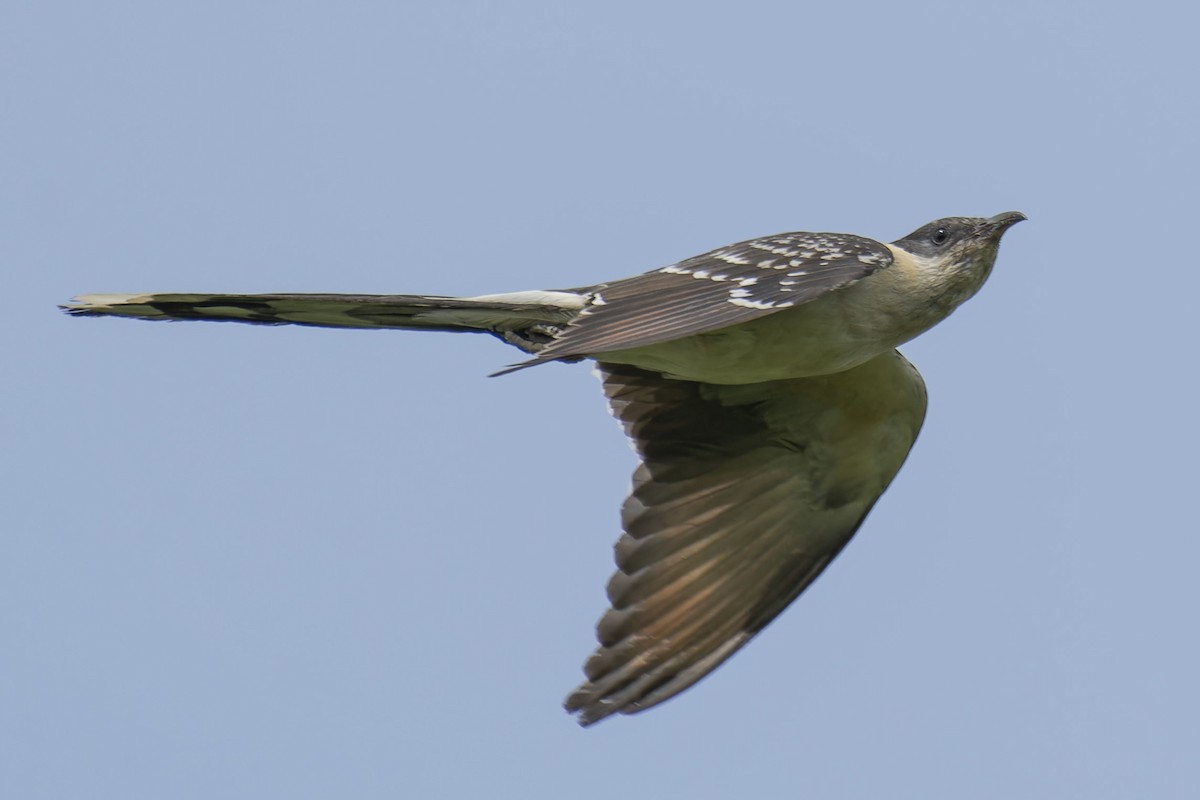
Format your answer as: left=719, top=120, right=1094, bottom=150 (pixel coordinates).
left=565, top=352, right=927, bottom=726
left=530, top=232, right=893, bottom=364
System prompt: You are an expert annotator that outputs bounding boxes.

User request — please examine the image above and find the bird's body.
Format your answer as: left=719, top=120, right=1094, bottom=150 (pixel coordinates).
left=598, top=271, right=937, bottom=383
left=64, top=211, right=1024, bottom=725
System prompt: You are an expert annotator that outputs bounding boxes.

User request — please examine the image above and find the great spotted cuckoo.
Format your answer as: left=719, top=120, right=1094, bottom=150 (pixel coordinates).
left=64, top=211, right=1025, bottom=726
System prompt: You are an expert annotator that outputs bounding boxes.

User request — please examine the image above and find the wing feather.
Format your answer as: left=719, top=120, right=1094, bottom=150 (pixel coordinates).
left=534, top=232, right=893, bottom=362
left=565, top=352, right=927, bottom=726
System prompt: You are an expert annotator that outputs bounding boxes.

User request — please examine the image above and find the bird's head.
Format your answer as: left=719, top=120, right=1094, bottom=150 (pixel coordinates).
left=894, top=211, right=1026, bottom=261
left=891, top=211, right=1026, bottom=305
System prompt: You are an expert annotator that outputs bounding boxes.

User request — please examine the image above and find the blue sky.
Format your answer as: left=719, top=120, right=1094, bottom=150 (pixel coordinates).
left=4, top=2, right=1198, bottom=798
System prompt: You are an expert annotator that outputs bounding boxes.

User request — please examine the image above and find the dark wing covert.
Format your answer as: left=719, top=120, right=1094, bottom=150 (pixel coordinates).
left=535, top=231, right=893, bottom=362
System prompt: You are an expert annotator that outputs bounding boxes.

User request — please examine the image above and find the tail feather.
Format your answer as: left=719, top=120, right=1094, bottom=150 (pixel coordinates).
left=60, top=290, right=586, bottom=340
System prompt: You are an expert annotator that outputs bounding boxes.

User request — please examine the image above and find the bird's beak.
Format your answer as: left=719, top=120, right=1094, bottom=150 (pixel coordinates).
left=984, top=211, right=1027, bottom=236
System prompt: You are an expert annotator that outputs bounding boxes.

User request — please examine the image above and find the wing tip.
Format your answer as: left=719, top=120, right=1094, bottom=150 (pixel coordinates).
left=563, top=635, right=751, bottom=727
left=488, top=359, right=541, bottom=378
left=563, top=693, right=613, bottom=728
left=488, top=354, right=584, bottom=378
left=564, top=685, right=641, bottom=728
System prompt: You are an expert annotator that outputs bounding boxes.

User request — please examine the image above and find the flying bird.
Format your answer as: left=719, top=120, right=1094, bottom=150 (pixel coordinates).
left=63, top=211, right=1025, bottom=726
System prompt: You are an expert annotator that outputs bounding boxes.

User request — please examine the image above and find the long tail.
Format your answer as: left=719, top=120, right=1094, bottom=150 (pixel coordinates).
left=61, top=290, right=587, bottom=353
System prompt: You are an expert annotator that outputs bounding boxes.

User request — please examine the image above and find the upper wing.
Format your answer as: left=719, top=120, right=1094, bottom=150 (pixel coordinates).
left=530, top=231, right=893, bottom=363
left=565, top=352, right=927, bottom=726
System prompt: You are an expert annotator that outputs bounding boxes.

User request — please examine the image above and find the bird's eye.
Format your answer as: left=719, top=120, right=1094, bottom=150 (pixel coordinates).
left=931, top=228, right=949, bottom=246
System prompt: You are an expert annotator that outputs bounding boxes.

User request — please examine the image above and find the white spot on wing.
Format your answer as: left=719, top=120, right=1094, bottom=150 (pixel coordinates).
left=714, top=250, right=750, bottom=265
left=728, top=296, right=794, bottom=310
